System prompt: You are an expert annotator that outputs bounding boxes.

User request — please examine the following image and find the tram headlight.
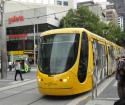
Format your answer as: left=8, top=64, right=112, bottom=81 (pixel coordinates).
left=61, top=77, right=69, bottom=82
left=62, top=79, right=68, bottom=82
left=38, top=78, right=41, bottom=82
left=37, top=76, right=42, bottom=82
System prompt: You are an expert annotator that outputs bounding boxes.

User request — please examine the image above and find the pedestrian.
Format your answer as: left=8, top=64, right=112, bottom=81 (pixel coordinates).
left=114, top=56, right=125, bottom=105
left=14, top=61, right=24, bottom=81
left=8, top=61, right=12, bottom=71
left=12, top=62, right=15, bottom=69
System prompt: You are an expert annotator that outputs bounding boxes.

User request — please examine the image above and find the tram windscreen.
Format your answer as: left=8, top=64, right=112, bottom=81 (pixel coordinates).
left=38, top=33, right=79, bottom=75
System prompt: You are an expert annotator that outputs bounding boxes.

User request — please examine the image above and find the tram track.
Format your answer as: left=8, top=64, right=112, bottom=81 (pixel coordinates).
left=0, top=75, right=115, bottom=105
left=27, top=97, right=43, bottom=105
left=0, top=79, right=36, bottom=92
left=0, top=80, right=37, bottom=100
left=0, top=86, right=37, bottom=100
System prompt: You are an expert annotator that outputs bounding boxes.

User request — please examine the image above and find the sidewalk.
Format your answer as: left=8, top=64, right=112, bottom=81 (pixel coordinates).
left=0, top=66, right=37, bottom=88
left=86, top=100, right=114, bottom=105
left=85, top=98, right=117, bottom=105
left=80, top=76, right=119, bottom=105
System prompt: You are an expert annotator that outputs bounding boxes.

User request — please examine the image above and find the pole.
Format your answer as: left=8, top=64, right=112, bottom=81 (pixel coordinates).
left=33, top=24, right=36, bottom=65
left=36, top=23, right=39, bottom=63
left=0, top=0, right=8, bottom=79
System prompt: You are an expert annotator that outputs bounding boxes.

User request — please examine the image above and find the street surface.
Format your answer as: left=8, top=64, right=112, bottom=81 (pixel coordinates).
left=0, top=71, right=119, bottom=105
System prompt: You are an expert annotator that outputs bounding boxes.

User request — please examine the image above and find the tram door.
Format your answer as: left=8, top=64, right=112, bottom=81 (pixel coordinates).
left=92, top=40, right=98, bottom=84
left=92, top=40, right=107, bottom=83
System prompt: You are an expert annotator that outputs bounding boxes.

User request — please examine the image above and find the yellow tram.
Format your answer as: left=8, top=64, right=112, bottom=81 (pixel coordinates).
left=36, top=28, right=124, bottom=96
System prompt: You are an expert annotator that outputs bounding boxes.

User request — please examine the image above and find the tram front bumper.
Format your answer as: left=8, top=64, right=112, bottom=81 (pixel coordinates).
left=38, top=86, right=74, bottom=96
left=36, top=76, right=74, bottom=95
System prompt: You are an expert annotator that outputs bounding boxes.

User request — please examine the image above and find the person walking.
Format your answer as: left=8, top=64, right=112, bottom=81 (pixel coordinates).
left=8, top=61, right=12, bottom=71
left=14, top=61, right=24, bottom=81
left=114, top=56, right=125, bottom=105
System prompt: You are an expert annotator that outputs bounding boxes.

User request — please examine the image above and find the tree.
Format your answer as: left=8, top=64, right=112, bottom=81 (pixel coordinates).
left=59, top=6, right=125, bottom=47
left=105, top=22, right=125, bottom=46
left=59, top=6, right=107, bottom=36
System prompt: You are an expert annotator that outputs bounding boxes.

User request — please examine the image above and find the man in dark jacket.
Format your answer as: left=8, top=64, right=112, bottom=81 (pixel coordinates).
left=114, top=56, right=125, bottom=105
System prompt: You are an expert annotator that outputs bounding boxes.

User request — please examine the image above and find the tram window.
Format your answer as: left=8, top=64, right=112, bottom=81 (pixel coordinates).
left=78, top=32, right=88, bottom=83
left=108, top=46, right=115, bottom=59
left=97, top=44, right=107, bottom=79
left=108, top=46, right=115, bottom=73
left=97, top=43, right=102, bottom=67
left=38, top=34, right=79, bottom=75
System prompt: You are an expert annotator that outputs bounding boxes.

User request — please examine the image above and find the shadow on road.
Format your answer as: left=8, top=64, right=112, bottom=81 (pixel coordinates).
left=42, top=91, right=90, bottom=101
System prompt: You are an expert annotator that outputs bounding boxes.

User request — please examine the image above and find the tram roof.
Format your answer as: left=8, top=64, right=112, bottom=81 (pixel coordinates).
left=41, top=28, right=86, bottom=36
left=40, top=28, right=118, bottom=47
left=41, top=28, right=105, bottom=39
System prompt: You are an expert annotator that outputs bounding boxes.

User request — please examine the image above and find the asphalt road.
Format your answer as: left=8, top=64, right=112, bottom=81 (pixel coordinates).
left=0, top=75, right=118, bottom=105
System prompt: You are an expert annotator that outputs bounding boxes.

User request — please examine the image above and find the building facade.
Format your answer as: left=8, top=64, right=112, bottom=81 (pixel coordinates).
left=77, top=1, right=106, bottom=22
left=118, top=16, right=124, bottom=31
left=105, top=9, right=118, bottom=25
left=5, top=0, right=71, bottom=13
left=115, top=0, right=125, bottom=31
left=5, top=3, right=70, bottom=63
left=108, top=0, right=125, bottom=31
